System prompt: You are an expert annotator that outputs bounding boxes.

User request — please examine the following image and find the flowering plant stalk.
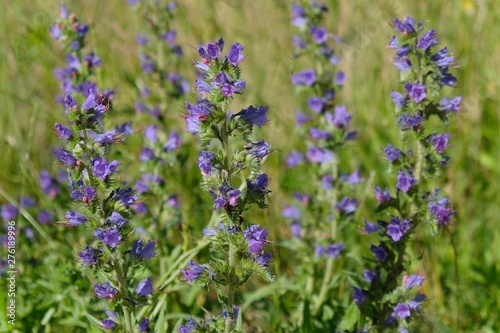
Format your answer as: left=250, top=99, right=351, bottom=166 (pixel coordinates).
left=279, top=2, right=361, bottom=330
left=178, top=38, right=273, bottom=333
left=353, top=16, right=460, bottom=332
left=51, top=4, right=157, bottom=332
left=127, top=0, right=190, bottom=266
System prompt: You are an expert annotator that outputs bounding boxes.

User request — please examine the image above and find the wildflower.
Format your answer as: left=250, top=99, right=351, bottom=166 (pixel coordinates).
left=335, top=197, right=357, bottom=214
left=306, top=146, right=334, bottom=163
left=65, top=210, right=87, bottom=226
left=130, top=240, right=156, bottom=260
left=405, top=274, right=425, bottom=289
left=282, top=205, right=301, bottom=219
left=396, top=170, right=417, bottom=193
left=428, top=199, right=455, bottom=225
left=428, top=133, right=451, bottom=153
left=1, top=204, right=18, bottom=221
left=286, top=150, right=304, bottom=167
left=353, top=287, right=366, bottom=305
left=138, top=317, right=150, bottom=332
left=364, top=219, right=380, bottom=234
left=375, top=186, right=391, bottom=203
left=178, top=318, right=197, bottom=333
left=439, top=96, right=461, bottom=113
left=93, top=283, right=118, bottom=300
left=417, top=30, right=438, bottom=51
left=405, top=82, right=426, bottom=103
left=326, top=243, right=344, bottom=258
left=181, top=261, right=205, bottom=283
left=95, top=227, right=122, bottom=248
left=54, top=149, right=77, bottom=166
left=290, top=221, right=301, bottom=238
left=370, top=244, right=388, bottom=262
left=228, top=42, right=244, bottom=65
left=393, top=303, right=411, bottom=319
left=197, top=151, right=216, bottom=176
left=77, top=245, right=100, bottom=266
left=244, top=225, right=268, bottom=253
left=135, top=277, right=153, bottom=296
left=238, top=105, right=268, bottom=127
left=384, top=144, right=403, bottom=162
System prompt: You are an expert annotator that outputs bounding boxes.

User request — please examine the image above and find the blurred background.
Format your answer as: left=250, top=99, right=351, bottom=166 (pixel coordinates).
left=1, top=0, right=499, bottom=332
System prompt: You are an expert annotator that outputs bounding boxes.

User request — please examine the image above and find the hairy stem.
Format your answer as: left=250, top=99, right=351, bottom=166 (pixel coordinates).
left=224, top=242, right=237, bottom=333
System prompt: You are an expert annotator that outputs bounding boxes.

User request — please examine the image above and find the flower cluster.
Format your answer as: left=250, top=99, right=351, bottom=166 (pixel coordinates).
left=50, top=4, right=113, bottom=102
left=280, top=1, right=361, bottom=328
left=354, top=16, right=459, bottom=331
left=179, top=38, right=273, bottom=332
left=51, top=5, right=156, bottom=332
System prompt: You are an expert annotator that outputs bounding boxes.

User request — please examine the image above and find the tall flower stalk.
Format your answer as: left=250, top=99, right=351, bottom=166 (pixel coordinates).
left=353, top=16, right=460, bottom=332
left=127, top=0, right=190, bottom=265
left=280, top=2, right=361, bottom=330
left=178, top=39, right=273, bottom=333
left=50, top=5, right=155, bottom=332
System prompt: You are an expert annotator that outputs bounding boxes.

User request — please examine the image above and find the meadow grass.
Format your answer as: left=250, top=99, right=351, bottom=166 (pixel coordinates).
left=1, top=0, right=499, bottom=331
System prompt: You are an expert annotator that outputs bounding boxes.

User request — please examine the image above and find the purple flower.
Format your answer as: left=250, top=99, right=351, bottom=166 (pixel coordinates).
left=213, top=197, right=227, bottom=211
left=394, top=303, right=411, bottom=319
left=197, top=151, right=216, bottom=176
left=291, top=4, right=307, bottom=27
left=250, top=174, right=269, bottom=190
left=428, top=201, right=455, bottom=225
left=327, top=243, right=344, bottom=258
left=309, top=128, right=331, bottom=140
left=353, top=287, right=366, bottom=305
left=164, top=131, right=182, bottom=151
left=291, top=69, right=316, bottom=86
left=295, top=110, right=308, bottom=126
left=139, top=317, right=150, bottom=332
left=390, top=91, right=407, bottom=108
left=409, top=294, right=426, bottom=309
left=405, top=274, right=425, bottom=289
left=282, top=205, right=301, bottom=219
left=440, top=68, right=457, bottom=86
left=396, top=170, right=417, bottom=193
left=311, top=26, right=328, bottom=44
left=107, top=212, right=127, bottom=228
left=321, top=175, right=333, bottom=191
left=370, top=244, right=388, bottom=262
left=374, top=186, right=391, bottom=203
left=140, top=147, right=155, bottom=161
left=238, top=105, right=268, bottom=128
left=65, top=210, right=87, bottom=226
left=250, top=140, right=270, bottom=158
left=341, top=169, right=362, bottom=184
left=395, top=45, right=411, bottom=57
left=228, top=42, right=244, bottom=66
left=428, top=133, right=451, bottom=153
left=335, top=197, right=357, bottom=214
left=363, top=269, right=377, bottom=283
left=384, top=144, right=403, bottom=162
left=364, top=219, right=380, bottom=234
left=63, top=95, right=77, bottom=110
left=333, top=105, right=352, bottom=128
left=54, top=149, right=77, bottom=166
left=387, top=217, right=411, bottom=241
left=181, top=260, right=205, bottom=283
left=101, top=318, right=117, bottom=329
left=95, top=227, right=122, bottom=248
left=94, top=131, right=120, bottom=144
left=54, top=123, right=73, bottom=139
left=92, top=156, right=119, bottom=180
left=393, top=57, right=412, bottom=71
left=1, top=204, right=18, bottom=221
left=19, top=197, right=34, bottom=208
left=292, top=34, right=306, bottom=49
left=397, top=113, right=422, bottom=131
left=417, top=30, right=438, bottom=51
left=227, top=190, right=240, bottom=206
left=94, top=282, right=118, bottom=299
left=306, top=146, right=334, bottom=164
left=136, top=277, right=153, bottom=296
left=432, top=47, right=454, bottom=67
left=131, top=240, right=156, bottom=260
left=307, top=96, right=325, bottom=113
left=290, top=221, right=301, bottom=238
left=405, top=82, right=426, bottom=103
left=244, top=225, right=268, bottom=253
left=37, top=211, right=54, bottom=224
left=257, top=252, right=272, bottom=265
left=286, top=150, right=304, bottom=168
left=439, top=96, right=461, bottom=113
left=70, top=186, right=96, bottom=203
left=144, top=125, right=157, bottom=142
left=315, top=245, right=326, bottom=257
left=393, top=16, right=416, bottom=34
left=335, top=71, right=346, bottom=85
left=178, top=318, right=197, bottom=333
left=77, top=245, right=100, bottom=266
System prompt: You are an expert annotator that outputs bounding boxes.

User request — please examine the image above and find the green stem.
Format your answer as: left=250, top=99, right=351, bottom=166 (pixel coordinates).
left=224, top=242, right=237, bottom=333
left=312, top=161, right=339, bottom=315
left=114, top=255, right=133, bottom=333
